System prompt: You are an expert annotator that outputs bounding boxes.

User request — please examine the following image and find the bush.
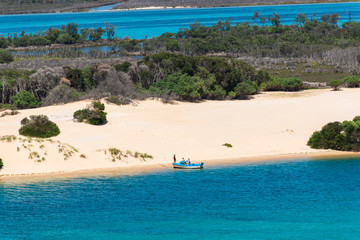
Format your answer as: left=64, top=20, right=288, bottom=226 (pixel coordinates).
left=307, top=118, right=360, bottom=151
left=30, top=36, right=51, bottom=46
left=0, top=157, right=3, bottom=170
left=56, top=33, right=76, bottom=44
left=114, top=62, right=131, bottom=72
left=0, top=49, right=14, bottom=63
left=42, top=84, right=81, bottom=106
left=19, top=115, right=60, bottom=138
left=261, top=77, right=303, bottom=91
left=329, top=79, right=343, bottom=90
left=73, top=101, right=107, bottom=125
left=343, top=76, right=360, bottom=88
left=0, top=37, right=8, bottom=48
left=105, top=95, right=131, bottom=105
left=10, top=91, right=41, bottom=109
left=233, top=80, right=258, bottom=99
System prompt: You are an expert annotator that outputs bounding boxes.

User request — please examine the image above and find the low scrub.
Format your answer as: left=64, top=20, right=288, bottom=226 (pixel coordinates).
left=73, top=101, right=107, bottom=125
left=343, top=76, right=360, bottom=88
left=10, top=91, right=41, bottom=109
left=0, top=157, right=3, bottom=170
left=19, top=115, right=60, bottom=138
left=308, top=116, right=360, bottom=151
left=0, top=49, right=14, bottom=63
left=261, top=77, right=303, bottom=91
left=105, top=95, right=131, bottom=105
left=329, top=79, right=343, bottom=91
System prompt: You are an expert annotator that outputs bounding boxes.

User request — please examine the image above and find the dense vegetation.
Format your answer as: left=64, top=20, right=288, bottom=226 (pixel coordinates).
left=135, top=16, right=360, bottom=59
left=308, top=116, right=360, bottom=151
left=73, top=101, right=107, bottom=125
left=19, top=115, right=60, bottom=138
left=10, top=91, right=41, bottom=109
left=1, top=22, right=115, bottom=48
left=0, top=157, right=3, bottom=170
left=143, top=53, right=271, bottom=100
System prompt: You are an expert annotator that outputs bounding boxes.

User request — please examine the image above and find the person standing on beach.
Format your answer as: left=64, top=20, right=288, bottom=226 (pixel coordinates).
left=173, top=154, right=176, bottom=163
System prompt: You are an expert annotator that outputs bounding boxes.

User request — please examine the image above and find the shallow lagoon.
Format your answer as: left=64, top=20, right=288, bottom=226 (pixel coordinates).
left=1, top=158, right=360, bottom=239
left=1, top=2, right=360, bottom=38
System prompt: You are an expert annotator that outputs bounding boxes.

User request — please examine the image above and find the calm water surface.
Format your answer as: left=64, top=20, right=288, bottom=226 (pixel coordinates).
left=1, top=158, right=360, bottom=239
left=1, top=2, right=360, bottom=38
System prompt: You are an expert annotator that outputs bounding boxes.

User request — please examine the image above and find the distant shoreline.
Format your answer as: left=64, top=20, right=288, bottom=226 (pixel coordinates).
left=0, top=0, right=359, bottom=15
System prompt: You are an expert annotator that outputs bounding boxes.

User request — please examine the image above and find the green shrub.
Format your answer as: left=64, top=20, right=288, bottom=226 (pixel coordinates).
left=222, top=143, right=233, bottom=147
left=10, top=91, right=41, bottom=109
left=233, top=80, right=258, bottom=99
left=343, top=76, right=360, bottom=88
left=19, top=115, right=60, bottom=138
left=73, top=101, right=107, bottom=125
left=0, top=157, right=3, bottom=170
left=281, top=77, right=303, bottom=91
left=114, top=62, right=131, bottom=72
left=0, top=49, right=14, bottom=63
left=329, top=79, right=343, bottom=90
left=307, top=119, right=360, bottom=151
left=56, top=33, right=76, bottom=44
left=30, top=36, right=51, bottom=46
left=0, top=37, right=8, bottom=48
left=261, top=77, right=303, bottom=91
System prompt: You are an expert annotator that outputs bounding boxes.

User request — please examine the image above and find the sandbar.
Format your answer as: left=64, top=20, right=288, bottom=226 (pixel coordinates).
left=1, top=88, right=360, bottom=181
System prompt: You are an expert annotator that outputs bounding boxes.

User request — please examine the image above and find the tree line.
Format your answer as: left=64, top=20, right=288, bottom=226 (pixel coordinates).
left=0, top=22, right=115, bottom=48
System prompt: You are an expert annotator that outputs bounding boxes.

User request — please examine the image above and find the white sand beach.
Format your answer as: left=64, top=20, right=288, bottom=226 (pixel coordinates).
left=1, top=88, right=360, bottom=180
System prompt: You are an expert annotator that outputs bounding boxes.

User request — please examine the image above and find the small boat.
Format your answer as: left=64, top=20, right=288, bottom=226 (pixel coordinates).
left=173, top=160, right=204, bottom=169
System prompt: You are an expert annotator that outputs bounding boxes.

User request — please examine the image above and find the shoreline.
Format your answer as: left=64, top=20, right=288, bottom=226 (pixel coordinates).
left=0, top=0, right=358, bottom=15
left=113, top=0, right=360, bottom=11
left=1, top=150, right=359, bottom=182
left=3, top=88, right=360, bottom=182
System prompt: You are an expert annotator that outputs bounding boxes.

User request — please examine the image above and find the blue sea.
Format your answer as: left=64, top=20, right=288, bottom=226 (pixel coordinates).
left=1, top=158, right=360, bottom=239
left=1, top=2, right=360, bottom=38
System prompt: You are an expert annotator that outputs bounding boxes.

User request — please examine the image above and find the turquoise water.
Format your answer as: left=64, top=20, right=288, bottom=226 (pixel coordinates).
left=1, top=2, right=360, bottom=39
left=1, top=158, right=360, bottom=239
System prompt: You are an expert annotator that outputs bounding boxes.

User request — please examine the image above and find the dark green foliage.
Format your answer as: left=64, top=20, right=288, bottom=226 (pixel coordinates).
left=343, top=76, right=360, bottom=88
left=13, top=36, right=30, bottom=47
left=308, top=117, right=360, bottom=151
left=0, top=37, right=8, bottom=48
left=146, top=53, right=265, bottom=100
left=329, top=79, right=343, bottom=90
left=0, top=157, right=3, bottom=170
left=44, top=27, right=61, bottom=42
left=222, top=143, right=233, bottom=148
left=73, top=101, right=107, bottom=125
left=56, top=33, right=76, bottom=44
left=19, top=115, right=60, bottom=138
left=64, top=67, right=86, bottom=91
left=114, top=62, right=131, bottom=72
left=0, top=49, right=14, bottom=63
left=10, top=91, right=41, bottom=109
left=261, top=77, right=303, bottom=91
left=30, top=36, right=51, bottom=46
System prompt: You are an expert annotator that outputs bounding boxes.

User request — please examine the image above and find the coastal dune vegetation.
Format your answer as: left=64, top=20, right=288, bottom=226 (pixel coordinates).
left=308, top=116, right=360, bottom=152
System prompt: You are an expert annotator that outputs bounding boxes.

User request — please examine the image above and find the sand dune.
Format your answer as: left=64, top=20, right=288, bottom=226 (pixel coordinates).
left=1, top=88, right=360, bottom=179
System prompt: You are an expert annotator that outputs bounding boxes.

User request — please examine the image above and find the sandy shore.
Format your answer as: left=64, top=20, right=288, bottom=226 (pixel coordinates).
left=1, top=88, right=360, bottom=180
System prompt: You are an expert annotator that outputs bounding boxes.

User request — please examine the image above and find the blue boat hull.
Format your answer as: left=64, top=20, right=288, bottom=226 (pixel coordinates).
left=173, top=161, right=204, bottom=169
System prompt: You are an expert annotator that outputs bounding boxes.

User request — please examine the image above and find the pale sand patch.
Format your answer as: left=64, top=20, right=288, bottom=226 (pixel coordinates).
left=1, top=88, right=360, bottom=180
